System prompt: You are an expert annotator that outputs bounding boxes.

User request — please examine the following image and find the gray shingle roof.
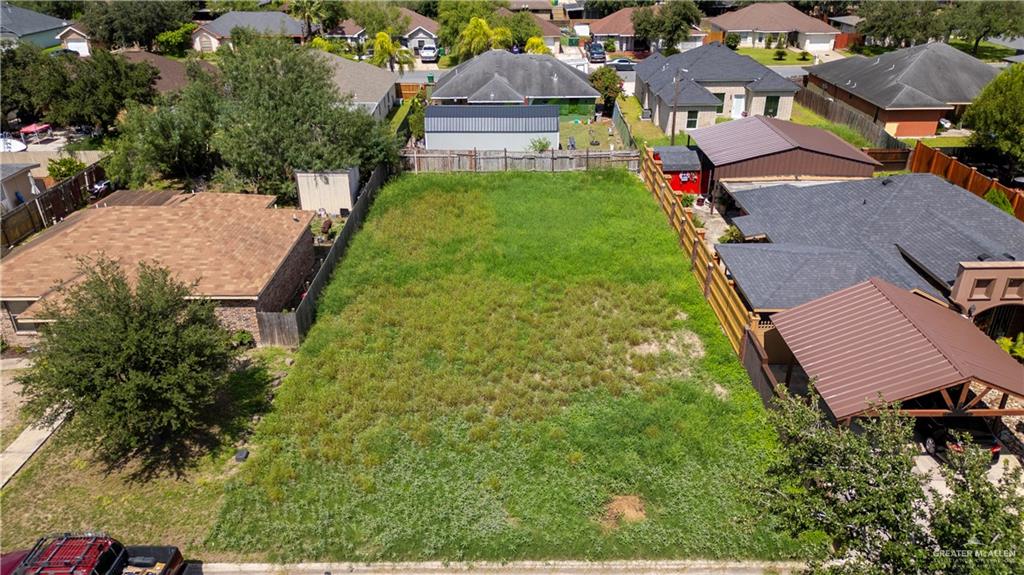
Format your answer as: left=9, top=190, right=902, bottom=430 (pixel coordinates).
left=469, top=76, right=525, bottom=103
left=716, top=174, right=1024, bottom=310
left=653, top=146, right=701, bottom=171
left=0, top=163, right=39, bottom=181
left=0, top=2, right=66, bottom=37
left=828, top=15, right=863, bottom=27
left=318, top=52, right=399, bottom=110
left=425, top=105, right=558, bottom=133
left=805, top=42, right=999, bottom=109
left=200, top=11, right=306, bottom=38
left=639, top=43, right=799, bottom=106
left=431, top=50, right=599, bottom=101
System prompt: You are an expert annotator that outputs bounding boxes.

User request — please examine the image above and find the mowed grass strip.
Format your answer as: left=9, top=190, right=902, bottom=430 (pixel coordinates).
left=206, top=171, right=808, bottom=561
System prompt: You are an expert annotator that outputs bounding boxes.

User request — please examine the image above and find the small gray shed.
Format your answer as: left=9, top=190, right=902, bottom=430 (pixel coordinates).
left=424, top=105, right=560, bottom=151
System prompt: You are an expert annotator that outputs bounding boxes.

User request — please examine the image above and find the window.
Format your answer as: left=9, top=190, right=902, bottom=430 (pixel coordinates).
left=1004, top=278, right=1024, bottom=300
left=757, top=33, right=764, bottom=45
left=685, top=110, right=699, bottom=129
left=970, top=278, right=995, bottom=300
left=764, top=95, right=780, bottom=117
left=713, top=93, right=725, bottom=114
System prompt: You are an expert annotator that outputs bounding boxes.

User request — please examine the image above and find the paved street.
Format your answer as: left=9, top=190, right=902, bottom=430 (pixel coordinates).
left=196, top=560, right=806, bottom=575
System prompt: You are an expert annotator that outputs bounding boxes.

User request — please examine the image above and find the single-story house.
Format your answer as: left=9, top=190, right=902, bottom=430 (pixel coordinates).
left=56, top=21, right=92, bottom=56
left=0, top=2, right=67, bottom=48
left=507, top=0, right=555, bottom=20
left=635, top=42, right=800, bottom=134
left=589, top=6, right=706, bottom=53
left=430, top=50, right=599, bottom=112
left=714, top=174, right=1024, bottom=332
left=805, top=42, right=999, bottom=137
left=120, top=52, right=218, bottom=94
left=688, top=115, right=879, bottom=193
left=424, top=104, right=559, bottom=151
left=319, top=52, right=399, bottom=121
left=707, top=2, right=839, bottom=52
left=1, top=163, right=40, bottom=215
left=1, top=150, right=107, bottom=190
left=329, top=7, right=439, bottom=55
left=827, top=15, right=862, bottom=34
left=0, top=192, right=315, bottom=346
left=764, top=276, right=1024, bottom=423
left=192, top=11, right=309, bottom=53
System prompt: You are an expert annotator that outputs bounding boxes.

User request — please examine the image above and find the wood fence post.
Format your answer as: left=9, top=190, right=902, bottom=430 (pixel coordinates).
left=474, top=148, right=478, bottom=172
left=703, top=263, right=714, bottom=298
left=504, top=149, right=508, bottom=172
left=413, top=148, right=419, bottom=174
left=586, top=148, right=590, bottom=170
left=928, top=147, right=940, bottom=175
left=966, top=167, right=978, bottom=192
left=945, top=154, right=957, bottom=180
left=551, top=148, right=555, bottom=172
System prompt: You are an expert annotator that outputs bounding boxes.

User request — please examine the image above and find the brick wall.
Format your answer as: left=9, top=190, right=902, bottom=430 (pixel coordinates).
left=214, top=302, right=260, bottom=343
left=0, top=310, right=39, bottom=349
left=257, top=228, right=315, bottom=312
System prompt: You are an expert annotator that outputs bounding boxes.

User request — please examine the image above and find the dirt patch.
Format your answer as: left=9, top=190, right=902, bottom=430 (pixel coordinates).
left=600, top=495, right=646, bottom=530
left=629, top=330, right=705, bottom=359
left=712, top=383, right=730, bottom=400
left=628, top=329, right=706, bottom=380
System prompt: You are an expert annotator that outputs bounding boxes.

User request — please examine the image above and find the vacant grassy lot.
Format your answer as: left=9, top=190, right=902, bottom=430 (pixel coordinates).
left=206, top=171, right=809, bottom=561
left=790, top=102, right=871, bottom=148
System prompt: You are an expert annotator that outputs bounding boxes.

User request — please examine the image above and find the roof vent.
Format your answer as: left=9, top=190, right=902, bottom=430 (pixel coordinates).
left=881, top=177, right=893, bottom=186
left=978, top=253, right=993, bottom=261
left=1003, top=252, right=1016, bottom=261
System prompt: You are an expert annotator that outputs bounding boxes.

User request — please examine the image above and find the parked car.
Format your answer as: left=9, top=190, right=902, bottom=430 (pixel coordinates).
left=915, top=415, right=1002, bottom=465
left=607, top=57, right=635, bottom=71
left=419, top=46, right=438, bottom=63
left=48, top=48, right=80, bottom=58
left=587, top=42, right=606, bottom=63
left=1, top=533, right=186, bottom=575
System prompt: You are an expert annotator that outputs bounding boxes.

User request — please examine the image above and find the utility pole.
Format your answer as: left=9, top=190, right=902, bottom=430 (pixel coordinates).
left=669, top=67, right=689, bottom=146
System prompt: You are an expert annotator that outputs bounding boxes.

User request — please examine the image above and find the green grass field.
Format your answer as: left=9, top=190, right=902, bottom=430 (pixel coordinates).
left=618, top=96, right=672, bottom=147
left=790, top=102, right=871, bottom=148
left=736, top=48, right=812, bottom=66
left=899, top=135, right=971, bottom=148
left=204, top=171, right=811, bottom=561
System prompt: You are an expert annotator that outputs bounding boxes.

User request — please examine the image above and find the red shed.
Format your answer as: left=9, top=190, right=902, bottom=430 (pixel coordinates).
left=653, top=146, right=703, bottom=195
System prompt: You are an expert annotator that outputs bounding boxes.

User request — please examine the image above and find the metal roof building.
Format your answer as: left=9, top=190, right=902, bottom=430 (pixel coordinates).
left=424, top=105, right=559, bottom=151
left=771, top=277, right=1024, bottom=421
left=430, top=50, right=599, bottom=104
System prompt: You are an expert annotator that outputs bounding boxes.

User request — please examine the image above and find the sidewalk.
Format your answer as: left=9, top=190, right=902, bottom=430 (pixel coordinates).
left=0, top=413, right=65, bottom=487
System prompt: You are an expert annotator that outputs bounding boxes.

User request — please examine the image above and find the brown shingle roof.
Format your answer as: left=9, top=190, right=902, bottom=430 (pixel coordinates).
left=495, top=6, right=560, bottom=37
left=771, top=277, right=1024, bottom=420
left=120, top=51, right=217, bottom=94
left=709, top=2, right=838, bottom=34
left=590, top=6, right=640, bottom=36
left=0, top=193, right=312, bottom=302
left=337, top=7, right=438, bottom=37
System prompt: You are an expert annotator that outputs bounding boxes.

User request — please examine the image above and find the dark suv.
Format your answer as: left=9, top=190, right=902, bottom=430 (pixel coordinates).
left=587, top=42, right=606, bottom=63
left=915, top=415, right=1002, bottom=465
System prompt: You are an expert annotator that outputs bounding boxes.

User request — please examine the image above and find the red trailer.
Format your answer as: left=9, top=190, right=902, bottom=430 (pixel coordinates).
left=652, top=146, right=702, bottom=195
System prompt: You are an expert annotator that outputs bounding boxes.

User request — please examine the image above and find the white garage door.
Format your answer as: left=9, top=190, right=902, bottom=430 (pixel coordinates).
left=802, top=35, right=833, bottom=52
left=66, top=40, right=89, bottom=56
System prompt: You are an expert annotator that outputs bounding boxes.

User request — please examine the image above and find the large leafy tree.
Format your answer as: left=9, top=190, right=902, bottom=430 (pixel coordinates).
left=857, top=0, right=945, bottom=47
left=369, top=31, right=415, bottom=72
left=81, top=0, right=193, bottom=50
left=18, top=258, right=237, bottom=468
left=0, top=42, right=47, bottom=129
left=490, top=9, right=541, bottom=48
left=632, top=0, right=702, bottom=52
left=7, top=0, right=82, bottom=19
left=290, top=0, right=347, bottom=38
left=212, top=31, right=397, bottom=201
left=524, top=36, right=550, bottom=55
left=106, top=65, right=221, bottom=187
left=589, top=66, right=623, bottom=111
left=454, top=17, right=512, bottom=61
left=942, top=0, right=1024, bottom=55
left=586, top=0, right=653, bottom=18
left=46, top=49, right=158, bottom=131
left=348, top=0, right=410, bottom=38
left=964, top=64, right=1024, bottom=175
left=437, top=0, right=497, bottom=49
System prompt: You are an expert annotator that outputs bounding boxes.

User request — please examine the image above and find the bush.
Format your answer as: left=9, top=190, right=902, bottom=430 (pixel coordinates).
left=690, top=213, right=704, bottom=228
left=718, top=225, right=744, bottom=244
left=773, top=49, right=787, bottom=61
left=725, top=33, right=740, bottom=50
left=47, top=156, right=86, bottom=181
left=154, top=22, right=197, bottom=57
left=679, top=194, right=695, bottom=207
left=799, top=51, right=811, bottom=61
left=231, top=330, right=256, bottom=349
left=529, top=137, right=552, bottom=152
left=984, top=187, right=1015, bottom=216
left=603, top=38, right=616, bottom=52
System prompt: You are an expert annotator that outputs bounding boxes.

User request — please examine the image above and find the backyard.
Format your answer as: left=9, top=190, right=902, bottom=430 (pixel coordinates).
left=617, top=96, right=672, bottom=147
left=789, top=102, right=871, bottom=148
left=560, top=117, right=624, bottom=150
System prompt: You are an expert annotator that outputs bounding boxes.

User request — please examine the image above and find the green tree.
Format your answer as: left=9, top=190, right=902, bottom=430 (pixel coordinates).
left=996, top=332, right=1024, bottom=361
left=454, top=17, right=502, bottom=61
left=589, top=66, right=622, bottom=111
left=984, top=187, right=1016, bottom=216
left=81, top=0, right=193, bottom=50
left=725, top=32, right=740, bottom=50
left=437, top=0, right=496, bottom=49
left=213, top=32, right=397, bottom=202
left=290, top=0, right=347, bottom=38
left=0, top=42, right=47, bottom=129
left=490, top=9, right=541, bottom=48
left=930, top=433, right=1024, bottom=574
left=46, top=50, right=158, bottom=131
left=8, top=0, right=82, bottom=19
left=586, top=0, right=654, bottom=18
left=857, top=0, right=945, bottom=47
left=46, top=155, right=86, bottom=181
left=632, top=0, right=701, bottom=51
left=369, top=31, right=415, bottom=72
left=207, top=0, right=267, bottom=15
left=106, top=66, right=221, bottom=187
left=942, top=1, right=1024, bottom=55
left=964, top=64, right=1024, bottom=174
left=18, top=257, right=237, bottom=468
left=525, top=36, right=551, bottom=55
left=349, top=1, right=409, bottom=38
left=154, top=22, right=198, bottom=56
left=490, top=25, right=513, bottom=50
left=769, top=387, right=935, bottom=574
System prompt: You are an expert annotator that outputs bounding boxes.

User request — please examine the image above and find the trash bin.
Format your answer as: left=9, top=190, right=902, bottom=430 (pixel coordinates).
left=427, top=73, right=435, bottom=84
left=568, top=37, right=579, bottom=47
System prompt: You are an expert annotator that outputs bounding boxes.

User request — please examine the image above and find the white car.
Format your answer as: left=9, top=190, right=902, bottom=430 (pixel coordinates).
left=419, top=46, right=438, bottom=63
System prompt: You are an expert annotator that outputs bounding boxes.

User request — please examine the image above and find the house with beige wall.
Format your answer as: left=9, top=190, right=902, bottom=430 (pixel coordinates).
left=635, top=42, right=799, bottom=135
left=0, top=163, right=40, bottom=215
left=192, top=11, right=308, bottom=53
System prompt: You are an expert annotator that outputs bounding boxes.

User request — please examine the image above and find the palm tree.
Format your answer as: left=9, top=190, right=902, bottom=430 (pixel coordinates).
left=291, top=0, right=327, bottom=39
left=524, top=36, right=551, bottom=55
left=491, top=27, right=513, bottom=50
left=370, top=31, right=414, bottom=73
left=455, top=17, right=495, bottom=61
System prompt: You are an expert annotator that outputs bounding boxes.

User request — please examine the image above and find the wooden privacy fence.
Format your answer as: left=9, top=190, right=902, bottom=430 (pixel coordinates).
left=862, top=147, right=911, bottom=172
left=640, top=147, right=756, bottom=354
left=795, top=86, right=908, bottom=150
left=401, top=148, right=640, bottom=173
left=909, top=141, right=1024, bottom=221
left=256, top=165, right=389, bottom=346
left=1, top=162, right=106, bottom=252
left=741, top=329, right=782, bottom=409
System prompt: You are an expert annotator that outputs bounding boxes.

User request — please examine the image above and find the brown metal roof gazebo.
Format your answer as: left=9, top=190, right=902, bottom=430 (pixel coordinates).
left=770, top=277, right=1024, bottom=423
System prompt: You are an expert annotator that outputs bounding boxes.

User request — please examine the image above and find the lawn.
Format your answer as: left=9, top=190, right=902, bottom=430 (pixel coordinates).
left=899, top=135, right=971, bottom=148
left=203, top=171, right=811, bottom=561
left=841, top=39, right=1016, bottom=62
left=560, top=118, right=624, bottom=150
left=736, top=48, right=812, bottom=66
left=617, top=96, right=672, bottom=147
left=790, top=102, right=871, bottom=148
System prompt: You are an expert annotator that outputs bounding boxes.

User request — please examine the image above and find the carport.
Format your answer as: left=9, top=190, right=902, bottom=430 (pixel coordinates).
left=765, top=277, right=1024, bottom=424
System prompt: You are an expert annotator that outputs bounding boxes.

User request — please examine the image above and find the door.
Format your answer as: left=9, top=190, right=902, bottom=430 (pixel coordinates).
left=731, top=93, right=746, bottom=119
left=764, top=96, right=779, bottom=118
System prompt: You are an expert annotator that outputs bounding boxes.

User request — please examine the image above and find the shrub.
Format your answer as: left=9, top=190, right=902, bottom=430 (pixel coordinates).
left=984, top=187, right=1015, bottom=216
left=718, top=225, right=744, bottom=244
left=603, top=38, right=616, bottom=52
left=231, top=330, right=256, bottom=349
left=154, top=22, right=197, bottom=57
left=773, top=49, right=787, bottom=61
left=799, top=51, right=811, bottom=61
left=725, top=33, right=740, bottom=50
left=690, top=213, right=705, bottom=228
left=47, top=156, right=86, bottom=181
left=997, top=333, right=1024, bottom=361
left=530, top=137, right=552, bottom=152
left=679, top=194, right=695, bottom=207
